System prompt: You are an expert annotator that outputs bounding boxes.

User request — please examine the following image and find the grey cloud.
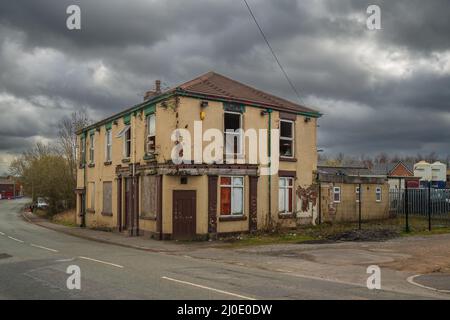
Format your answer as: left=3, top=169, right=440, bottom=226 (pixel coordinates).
left=0, top=0, right=449, bottom=175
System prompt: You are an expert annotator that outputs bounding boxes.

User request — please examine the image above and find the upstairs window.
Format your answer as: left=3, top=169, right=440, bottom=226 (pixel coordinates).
left=279, top=177, right=294, bottom=214
left=105, top=129, right=112, bottom=162
left=124, top=127, right=131, bottom=158
left=224, top=112, right=243, bottom=156
left=220, top=176, right=244, bottom=216
left=280, top=120, right=294, bottom=158
left=146, top=113, right=156, bottom=154
left=80, top=136, right=86, bottom=164
left=89, top=134, right=95, bottom=164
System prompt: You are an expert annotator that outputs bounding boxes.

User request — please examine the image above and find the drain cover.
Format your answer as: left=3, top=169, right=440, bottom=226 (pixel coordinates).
left=0, top=253, right=12, bottom=259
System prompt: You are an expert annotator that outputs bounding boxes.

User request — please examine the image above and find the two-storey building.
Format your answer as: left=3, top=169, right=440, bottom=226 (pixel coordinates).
left=75, top=72, right=321, bottom=240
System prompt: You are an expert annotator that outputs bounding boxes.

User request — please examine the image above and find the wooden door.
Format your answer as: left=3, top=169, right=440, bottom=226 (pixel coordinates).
left=172, top=190, right=196, bottom=240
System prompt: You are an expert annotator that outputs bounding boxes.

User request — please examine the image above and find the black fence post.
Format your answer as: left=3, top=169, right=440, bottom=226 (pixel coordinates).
left=405, top=183, right=410, bottom=233
left=428, top=183, right=432, bottom=231
left=358, top=183, right=362, bottom=230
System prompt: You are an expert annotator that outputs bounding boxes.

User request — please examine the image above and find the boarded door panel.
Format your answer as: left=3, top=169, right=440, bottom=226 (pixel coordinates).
left=172, top=190, right=196, bottom=240
left=124, top=178, right=133, bottom=230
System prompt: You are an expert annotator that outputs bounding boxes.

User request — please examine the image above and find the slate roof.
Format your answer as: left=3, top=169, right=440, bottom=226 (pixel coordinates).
left=176, top=72, right=318, bottom=114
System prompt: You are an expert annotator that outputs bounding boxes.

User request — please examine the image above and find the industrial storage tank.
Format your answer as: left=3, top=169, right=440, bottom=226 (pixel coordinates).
left=431, top=161, right=447, bottom=188
left=414, top=161, right=431, bottom=182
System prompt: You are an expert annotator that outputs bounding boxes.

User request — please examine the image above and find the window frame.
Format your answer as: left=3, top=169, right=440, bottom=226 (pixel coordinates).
left=80, top=136, right=86, bottom=164
left=89, top=134, right=95, bottom=164
left=279, top=177, right=294, bottom=214
left=123, top=127, right=131, bottom=159
left=224, top=111, right=243, bottom=157
left=375, top=186, right=382, bottom=202
left=280, top=119, right=295, bottom=159
left=105, top=129, right=112, bottom=162
left=219, top=176, right=245, bottom=217
left=333, top=186, right=341, bottom=203
left=146, top=113, right=156, bottom=155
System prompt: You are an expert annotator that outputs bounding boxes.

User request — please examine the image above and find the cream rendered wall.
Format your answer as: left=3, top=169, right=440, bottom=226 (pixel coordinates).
left=76, top=95, right=318, bottom=235
left=162, top=175, right=208, bottom=235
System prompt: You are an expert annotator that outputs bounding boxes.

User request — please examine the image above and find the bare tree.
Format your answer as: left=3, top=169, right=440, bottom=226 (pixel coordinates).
left=57, top=109, right=91, bottom=184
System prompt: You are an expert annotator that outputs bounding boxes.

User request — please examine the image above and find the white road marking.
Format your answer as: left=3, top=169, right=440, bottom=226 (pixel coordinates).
left=7, top=236, right=24, bottom=243
left=0, top=231, right=5, bottom=236
left=407, top=274, right=450, bottom=294
left=78, top=256, right=124, bottom=269
left=30, top=244, right=58, bottom=253
left=161, top=276, right=256, bottom=300
left=55, top=258, right=76, bottom=262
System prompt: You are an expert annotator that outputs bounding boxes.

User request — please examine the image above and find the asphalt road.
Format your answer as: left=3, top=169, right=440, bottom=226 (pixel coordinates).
left=0, top=199, right=433, bottom=300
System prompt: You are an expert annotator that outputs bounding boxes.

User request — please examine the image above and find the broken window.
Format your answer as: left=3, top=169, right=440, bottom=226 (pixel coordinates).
left=224, top=112, right=243, bottom=156
left=333, top=186, right=341, bottom=203
left=105, top=129, right=112, bottom=162
left=89, top=134, right=95, bottom=164
left=122, top=127, right=131, bottom=158
left=102, top=182, right=112, bottom=214
left=280, top=120, right=294, bottom=158
left=220, top=176, right=244, bottom=216
left=146, top=113, right=156, bottom=154
left=141, top=175, right=158, bottom=218
left=279, top=177, right=293, bottom=214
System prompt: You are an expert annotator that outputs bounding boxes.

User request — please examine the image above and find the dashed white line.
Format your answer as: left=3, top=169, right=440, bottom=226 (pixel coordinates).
left=161, top=276, right=256, bottom=300
left=30, top=244, right=58, bottom=253
left=7, top=236, right=24, bottom=243
left=78, top=256, right=124, bottom=269
left=0, top=231, right=5, bottom=236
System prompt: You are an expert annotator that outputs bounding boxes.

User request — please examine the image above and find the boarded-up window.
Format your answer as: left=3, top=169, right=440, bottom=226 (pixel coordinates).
left=88, top=182, right=95, bottom=210
left=141, top=175, right=158, bottom=218
left=103, top=182, right=112, bottom=214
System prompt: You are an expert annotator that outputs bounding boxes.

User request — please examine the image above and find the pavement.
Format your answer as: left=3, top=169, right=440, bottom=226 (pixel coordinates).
left=1, top=198, right=449, bottom=299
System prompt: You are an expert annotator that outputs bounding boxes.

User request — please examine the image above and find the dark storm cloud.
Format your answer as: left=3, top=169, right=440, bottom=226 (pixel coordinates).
left=0, top=0, right=449, bottom=174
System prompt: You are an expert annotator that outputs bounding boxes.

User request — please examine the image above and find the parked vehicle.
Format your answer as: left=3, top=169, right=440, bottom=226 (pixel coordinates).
left=36, top=197, right=49, bottom=209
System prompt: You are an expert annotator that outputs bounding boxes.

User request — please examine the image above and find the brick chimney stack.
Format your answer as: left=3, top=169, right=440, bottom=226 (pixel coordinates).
left=144, top=80, right=162, bottom=101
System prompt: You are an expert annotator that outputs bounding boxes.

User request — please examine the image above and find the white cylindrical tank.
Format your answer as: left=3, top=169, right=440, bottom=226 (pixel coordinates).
left=431, top=161, right=447, bottom=182
left=414, top=161, right=431, bottom=181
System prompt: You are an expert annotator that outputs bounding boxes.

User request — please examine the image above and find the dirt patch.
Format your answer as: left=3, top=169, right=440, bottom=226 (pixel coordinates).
left=326, top=229, right=400, bottom=242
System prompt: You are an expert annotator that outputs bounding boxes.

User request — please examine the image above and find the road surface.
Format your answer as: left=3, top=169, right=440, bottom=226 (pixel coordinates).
left=0, top=199, right=434, bottom=299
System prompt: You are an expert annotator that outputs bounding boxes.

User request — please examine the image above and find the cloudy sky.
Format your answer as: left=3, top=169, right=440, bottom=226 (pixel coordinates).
left=1, top=0, right=449, bottom=174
